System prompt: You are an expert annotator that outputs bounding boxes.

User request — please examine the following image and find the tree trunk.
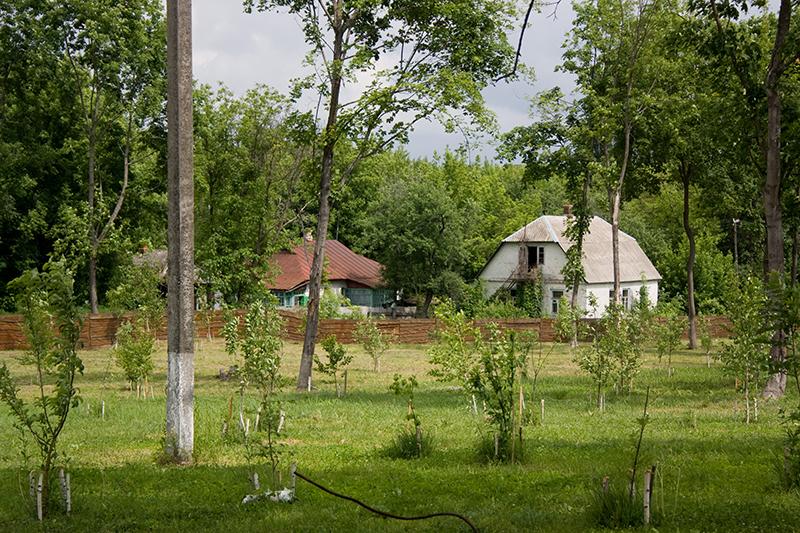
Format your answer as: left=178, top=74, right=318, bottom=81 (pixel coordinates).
left=681, top=164, right=697, bottom=349
left=297, top=3, right=345, bottom=391
left=165, top=0, right=195, bottom=462
left=610, top=122, right=631, bottom=307
left=88, top=130, right=99, bottom=314
left=762, top=50, right=788, bottom=399
left=420, top=291, right=434, bottom=318
left=792, top=226, right=798, bottom=287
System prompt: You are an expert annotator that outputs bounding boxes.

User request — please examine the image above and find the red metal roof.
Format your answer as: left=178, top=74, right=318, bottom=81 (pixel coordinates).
left=267, top=239, right=384, bottom=292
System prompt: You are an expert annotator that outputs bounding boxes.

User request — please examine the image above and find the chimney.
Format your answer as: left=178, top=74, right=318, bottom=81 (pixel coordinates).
left=563, top=203, right=573, bottom=217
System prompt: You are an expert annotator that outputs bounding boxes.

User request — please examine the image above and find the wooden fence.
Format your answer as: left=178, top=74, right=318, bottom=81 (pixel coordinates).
left=0, top=311, right=731, bottom=351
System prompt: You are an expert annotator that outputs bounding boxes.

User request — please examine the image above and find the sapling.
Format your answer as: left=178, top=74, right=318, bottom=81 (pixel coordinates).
left=113, top=318, right=155, bottom=398
left=718, top=276, right=770, bottom=424
left=655, top=302, right=686, bottom=376
left=354, top=315, right=391, bottom=372
left=224, top=300, right=288, bottom=490
left=428, top=299, right=482, bottom=388
left=388, top=374, right=430, bottom=458
left=470, top=325, right=529, bottom=463
left=315, top=335, right=352, bottom=397
left=0, top=262, right=83, bottom=518
left=698, top=315, right=714, bottom=367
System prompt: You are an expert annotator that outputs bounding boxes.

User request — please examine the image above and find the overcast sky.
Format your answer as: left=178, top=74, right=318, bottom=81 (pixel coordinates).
left=192, top=1, right=577, bottom=160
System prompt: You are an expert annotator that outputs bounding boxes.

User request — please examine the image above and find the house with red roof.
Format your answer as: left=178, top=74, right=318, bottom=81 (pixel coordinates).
left=267, top=237, right=395, bottom=311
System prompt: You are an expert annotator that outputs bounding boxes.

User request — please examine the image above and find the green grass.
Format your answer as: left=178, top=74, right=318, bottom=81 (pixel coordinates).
left=0, top=340, right=799, bottom=532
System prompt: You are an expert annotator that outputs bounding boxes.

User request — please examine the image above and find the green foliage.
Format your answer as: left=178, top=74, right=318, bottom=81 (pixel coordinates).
left=315, top=336, right=353, bottom=397
left=113, top=319, right=154, bottom=396
left=654, top=300, right=687, bottom=372
left=106, top=264, right=165, bottom=331
left=718, top=275, right=770, bottom=410
left=515, top=278, right=543, bottom=318
left=575, top=304, right=644, bottom=406
left=318, top=287, right=361, bottom=320
left=239, top=300, right=284, bottom=399
left=0, top=262, right=83, bottom=517
left=469, top=326, right=531, bottom=462
left=387, top=374, right=431, bottom=458
left=780, top=407, right=800, bottom=490
left=222, top=299, right=287, bottom=489
left=590, top=479, right=646, bottom=529
left=354, top=316, right=390, bottom=372
left=428, top=300, right=482, bottom=387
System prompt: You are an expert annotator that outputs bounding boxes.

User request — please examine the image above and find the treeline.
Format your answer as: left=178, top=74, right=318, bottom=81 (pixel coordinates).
left=1, top=0, right=798, bottom=323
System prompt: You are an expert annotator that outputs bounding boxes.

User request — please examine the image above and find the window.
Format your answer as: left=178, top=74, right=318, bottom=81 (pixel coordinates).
left=527, top=246, right=545, bottom=270
left=608, top=288, right=631, bottom=309
left=551, top=290, right=563, bottom=315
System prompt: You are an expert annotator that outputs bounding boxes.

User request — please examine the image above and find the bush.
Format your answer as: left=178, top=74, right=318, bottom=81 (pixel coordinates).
left=386, top=374, right=431, bottom=459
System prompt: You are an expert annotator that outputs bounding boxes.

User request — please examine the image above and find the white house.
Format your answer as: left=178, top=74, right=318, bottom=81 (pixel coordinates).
left=479, top=211, right=661, bottom=317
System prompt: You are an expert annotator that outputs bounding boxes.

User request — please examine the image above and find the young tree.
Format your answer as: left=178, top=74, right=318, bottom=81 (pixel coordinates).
left=243, top=0, right=517, bottom=391
left=0, top=262, right=83, bottom=518
left=354, top=315, right=390, bottom=372
left=719, top=275, right=770, bottom=422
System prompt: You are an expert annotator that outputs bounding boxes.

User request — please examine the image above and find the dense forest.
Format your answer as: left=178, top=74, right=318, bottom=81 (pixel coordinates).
left=1, top=0, right=798, bottom=319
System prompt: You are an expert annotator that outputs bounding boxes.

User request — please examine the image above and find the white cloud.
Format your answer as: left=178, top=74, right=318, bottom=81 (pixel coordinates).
left=191, top=1, right=578, bottom=159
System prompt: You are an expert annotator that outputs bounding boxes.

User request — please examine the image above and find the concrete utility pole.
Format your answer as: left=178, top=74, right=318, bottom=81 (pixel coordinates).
left=165, top=0, right=195, bottom=463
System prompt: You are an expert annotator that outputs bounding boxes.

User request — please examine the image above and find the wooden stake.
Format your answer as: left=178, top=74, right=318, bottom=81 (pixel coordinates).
left=471, top=394, right=478, bottom=415
left=643, top=469, right=652, bottom=525
left=602, top=476, right=609, bottom=494
left=101, top=400, right=105, bottom=420
left=494, top=434, right=500, bottom=459
left=290, top=462, right=297, bottom=494
left=254, top=412, right=260, bottom=432
left=65, top=472, right=71, bottom=514
left=307, top=375, right=312, bottom=392
left=754, top=397, right=759, bottom=422
left=251, top=472, right=260, bottom=490
left=36, top=472, right=43, bottom=521
left=343, top=369, right=348, bottom=396
left=277, top=411, right=285, bottom=434
left=540, top=399, right=545, bottom=424
left=245, top=418, right=250, bottom=437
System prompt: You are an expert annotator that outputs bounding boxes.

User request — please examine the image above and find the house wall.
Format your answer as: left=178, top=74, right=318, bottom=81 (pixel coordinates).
left=481, top=242, right=567, bottom=298
left=582, top=279, right=659, bottom=318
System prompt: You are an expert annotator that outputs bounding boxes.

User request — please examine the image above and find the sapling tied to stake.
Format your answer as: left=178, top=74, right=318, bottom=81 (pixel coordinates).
left=315, top=335, right=352, bottom=397
left=354, top=315, right=391, bottom=372
left=223, top=300, right=289, bottom=492
left=718, top=276, right=770, bottom=424
left=0, top=262, right=83, bottom=518
left=389, top=374, right=430, bottom=458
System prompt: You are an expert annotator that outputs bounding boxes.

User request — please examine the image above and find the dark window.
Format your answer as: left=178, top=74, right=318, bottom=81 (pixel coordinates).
left=527, top=246, right=545, bottom=270
left=551, top=290, right=563, bottom=315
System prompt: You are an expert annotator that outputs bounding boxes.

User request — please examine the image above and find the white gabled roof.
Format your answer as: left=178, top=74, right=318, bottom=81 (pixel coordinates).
left=503, top=215, right=661, bottom=284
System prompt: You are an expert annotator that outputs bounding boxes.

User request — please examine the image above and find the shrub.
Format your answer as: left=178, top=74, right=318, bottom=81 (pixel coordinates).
left=0, top=262, right=83, bottom=518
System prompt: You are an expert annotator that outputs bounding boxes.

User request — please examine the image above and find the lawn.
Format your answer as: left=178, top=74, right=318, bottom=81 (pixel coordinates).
left=0, top=338, right=798, bottom=532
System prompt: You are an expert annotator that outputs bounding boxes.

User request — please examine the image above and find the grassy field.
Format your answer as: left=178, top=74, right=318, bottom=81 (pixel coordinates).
left=0, top=338, right=798, bottom=532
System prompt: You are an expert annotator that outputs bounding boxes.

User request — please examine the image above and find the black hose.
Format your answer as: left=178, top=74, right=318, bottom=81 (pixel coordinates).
left=293, top=469, right=479, bottom=532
